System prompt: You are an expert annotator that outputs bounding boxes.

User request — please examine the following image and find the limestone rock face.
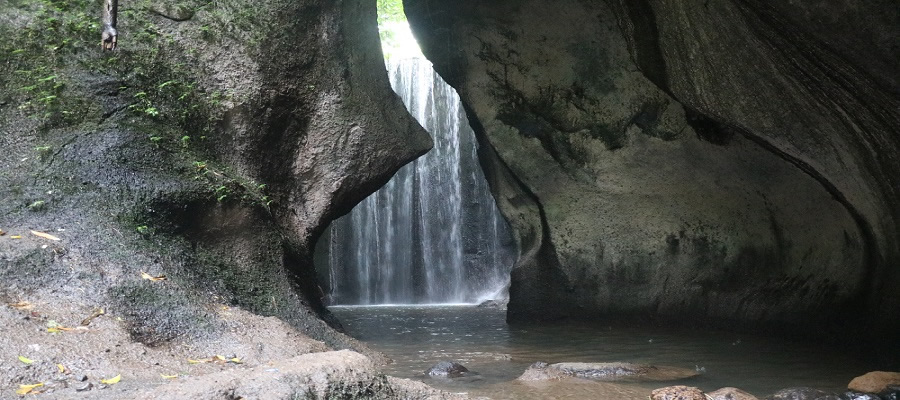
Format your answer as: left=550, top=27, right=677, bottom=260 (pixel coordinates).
left=0, top=0, right=429, bottom=358
left=404, top=0, right=900, bottom=343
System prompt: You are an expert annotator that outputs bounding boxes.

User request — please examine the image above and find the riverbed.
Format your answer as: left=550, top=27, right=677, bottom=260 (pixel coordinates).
left=331, top=305, right=873, bottom=399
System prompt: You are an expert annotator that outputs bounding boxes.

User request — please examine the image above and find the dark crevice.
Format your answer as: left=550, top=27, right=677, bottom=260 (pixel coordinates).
left=463, top=102, right=575, bottom=322
left=620, top=0, right=669, bottom=91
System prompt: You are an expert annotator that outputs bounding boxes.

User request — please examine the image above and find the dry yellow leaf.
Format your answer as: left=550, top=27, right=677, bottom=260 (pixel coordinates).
left=56, top=364, right=65, bottom=373
left=140, top=271, right=167, bottom=281
left=214, top=355, right=226, bottom=361
left=187, top=359, right=206, bottom=364
left=230, top=358, right=242, bottom=364
left=30, top=230, right=60, bottom=241
left=18, top=356, right=34, bottom=364
left=10, top=235, right=22, bottom=239
left=46, top=327, right=60, bottom=334
left=8, top=301, right=32, bottom=310
left=161, top=374, right=178, bottom=379
left=15, top=383, right=43, bottom=395
left=101, top=375, right=121, bottom=385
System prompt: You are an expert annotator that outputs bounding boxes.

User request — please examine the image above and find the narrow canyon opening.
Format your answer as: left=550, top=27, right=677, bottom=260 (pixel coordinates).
left=312, top=2, right=516, bottom=306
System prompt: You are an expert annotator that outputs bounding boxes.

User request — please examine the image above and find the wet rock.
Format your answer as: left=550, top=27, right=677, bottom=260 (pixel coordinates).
left=476, top=299, right=507, bottom=309
left=131, top=351, right=463, bottom=400
left=839, top=391, right=880, bottom=400
left=708, top=387, right=759, bottom=400
left=879, top=387, right=900, bottom=400
left=650, top=385, right=706, bottom=400
left=517, top=362, right=698, bottom=382
left=848, top=372, right=900, bottom=394
left=517, top=361, right=564, bottom=381
left=78, top=375, right=88, bottom=382
left=426, top=361, right=470, bottom=378
left=75, top=382, right=93, bottom=392
left=764, top=387, right=841, bottom=400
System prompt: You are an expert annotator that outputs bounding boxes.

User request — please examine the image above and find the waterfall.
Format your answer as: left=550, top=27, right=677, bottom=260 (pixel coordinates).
left=325, top=57, right=514, bottom=305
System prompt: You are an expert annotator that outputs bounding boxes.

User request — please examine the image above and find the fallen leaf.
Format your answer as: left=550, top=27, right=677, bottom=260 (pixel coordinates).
left=47, top=325, right=88, bottom=334
left=30, top=230, right=60, bottom=241
left=10, top=235, right=22, bottom=239
left=140, top=271, right=167, bottom=281
left=187, top=359, right=206, bottom=364
left=80, top=308, right=105, bottom=326
left=56, top=363, right=69, bottom=374
left=8, top=301, right=32, bottom=310
left=229, top=357, right=242, bottom=364
left=101, top=375, right=121, bottom=385
left=18, top=356, right=34, bottom=364
left=214, top=355, right=226, bottom=361
left=161, top=374, right=178, bottom=379
left=15, top=383, right=43, bottom=395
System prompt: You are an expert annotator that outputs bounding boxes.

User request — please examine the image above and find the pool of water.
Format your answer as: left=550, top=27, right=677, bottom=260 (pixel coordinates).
left=331, top=305, right=876, bottom=399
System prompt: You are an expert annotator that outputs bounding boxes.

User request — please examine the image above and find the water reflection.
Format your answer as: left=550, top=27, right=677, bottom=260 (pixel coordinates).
left=332, top=305, right=873, bottom=399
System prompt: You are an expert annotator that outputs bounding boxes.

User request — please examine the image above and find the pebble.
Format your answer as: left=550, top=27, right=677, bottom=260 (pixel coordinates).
left=76, top=382, right=92, bottom=392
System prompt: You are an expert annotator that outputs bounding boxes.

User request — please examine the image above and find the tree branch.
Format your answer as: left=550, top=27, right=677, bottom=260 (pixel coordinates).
left=102, top=0, right=118, bottom=50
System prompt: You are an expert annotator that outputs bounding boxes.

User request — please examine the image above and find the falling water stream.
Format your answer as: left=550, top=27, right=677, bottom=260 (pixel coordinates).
left=323, top=57, right=514, bottom=305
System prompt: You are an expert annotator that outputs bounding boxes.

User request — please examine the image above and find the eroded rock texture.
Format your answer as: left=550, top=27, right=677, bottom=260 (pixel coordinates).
left=0, top=0, right=429, bottom=359
left=404, top=0, right=900, bottom=346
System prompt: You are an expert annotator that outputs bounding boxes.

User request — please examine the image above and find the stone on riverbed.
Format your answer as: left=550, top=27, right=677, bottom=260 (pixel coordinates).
left=517, top=361, right=699, bottom=382
left=840, top=391, right=881, bottom=400
left=476, top=299, right=507, bottom=309
left=426, top=361, right=470, bottom=378
left=848, top=371, right=900, bottom=394
left=650, top=385, right=706, bottom=400
left=708, top=387, right=759, bottom=400
left=763, top=387, right=841, bottom=400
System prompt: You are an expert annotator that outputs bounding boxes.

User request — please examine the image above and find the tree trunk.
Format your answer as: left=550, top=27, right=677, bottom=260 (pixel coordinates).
left=101, top=0, right=118, bottom=50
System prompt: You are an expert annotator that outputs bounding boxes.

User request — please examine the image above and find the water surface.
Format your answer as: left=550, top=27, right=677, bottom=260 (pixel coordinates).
left=332, top=305, right=874, bottom=399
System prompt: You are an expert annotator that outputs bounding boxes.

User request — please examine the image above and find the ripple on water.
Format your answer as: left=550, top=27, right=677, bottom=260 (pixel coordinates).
left=332, top=305, right=875, bottom=400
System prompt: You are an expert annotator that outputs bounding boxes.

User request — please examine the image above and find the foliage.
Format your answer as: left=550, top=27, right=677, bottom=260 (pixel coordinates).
left=377, top=0, right=405, bottom=27
left=377, top=0, right=407, bottom=59
left=0, top=0, right=99, bottom=127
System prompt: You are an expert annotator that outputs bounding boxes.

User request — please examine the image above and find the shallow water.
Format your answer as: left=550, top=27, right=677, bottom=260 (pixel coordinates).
left=331, top=305, right=875, bottom=399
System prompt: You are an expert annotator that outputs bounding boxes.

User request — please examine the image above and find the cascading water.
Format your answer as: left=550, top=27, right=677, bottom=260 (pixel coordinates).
left=323, top=57, right=514, bottom=305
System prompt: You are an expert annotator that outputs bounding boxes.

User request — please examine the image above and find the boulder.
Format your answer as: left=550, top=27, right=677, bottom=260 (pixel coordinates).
left=764, top=387, right=841, bottom=400
left=709, top=387, right=759, bottom=400
left=426, top=361, right=470, bottom=378
left=848, top=372, right=900, bottom=394
left=650, top=385, right=706, bottom=400
left=517, top=361, right=698, bottom=382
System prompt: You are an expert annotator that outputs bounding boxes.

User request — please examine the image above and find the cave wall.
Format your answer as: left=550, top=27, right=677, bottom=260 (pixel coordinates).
left=0, top=0, right=429, bottom=353
left=404, top=0, right=900, bottom=343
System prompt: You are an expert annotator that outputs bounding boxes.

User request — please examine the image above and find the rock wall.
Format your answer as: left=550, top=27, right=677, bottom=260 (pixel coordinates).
left=0, top=0, right=429, bottom=354
left=404, top=0, right=900, bottom=346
